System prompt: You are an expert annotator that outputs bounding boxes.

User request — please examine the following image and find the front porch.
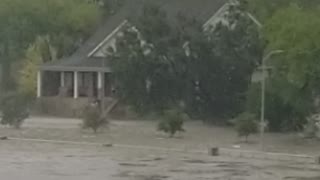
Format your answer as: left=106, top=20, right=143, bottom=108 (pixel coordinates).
left=37, top=71, right=114, bottom=99
left=36, top=71, right=115, bottom=117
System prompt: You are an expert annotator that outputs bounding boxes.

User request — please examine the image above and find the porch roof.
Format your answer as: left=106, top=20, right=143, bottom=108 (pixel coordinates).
left=40, top=0, right=225, bottom=72
left=40, top=57, right=112, bottom=72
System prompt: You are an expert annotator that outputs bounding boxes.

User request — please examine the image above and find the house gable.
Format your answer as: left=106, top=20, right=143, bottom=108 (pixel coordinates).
left=89, top=20, right=128, bottom=58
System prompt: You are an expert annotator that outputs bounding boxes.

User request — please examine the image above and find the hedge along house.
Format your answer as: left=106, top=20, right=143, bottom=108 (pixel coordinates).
left=38, top=0, right=260, bottom=117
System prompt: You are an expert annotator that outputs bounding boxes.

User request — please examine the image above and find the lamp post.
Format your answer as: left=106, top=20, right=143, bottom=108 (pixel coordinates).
left=260, top=50, right=284, bottom=150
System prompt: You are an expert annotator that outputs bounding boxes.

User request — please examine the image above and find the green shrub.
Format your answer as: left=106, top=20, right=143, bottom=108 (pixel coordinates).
left=0, top=92, right=32, bottom=128
left=246, top=83, right=308, bottom=132
left=303, top=114, right=320, bottom=139
left=234, top=112, right=258, bottom=142
left=157, top=108, right=188, bottom=137
left=82, top=103, right=108, bottom=133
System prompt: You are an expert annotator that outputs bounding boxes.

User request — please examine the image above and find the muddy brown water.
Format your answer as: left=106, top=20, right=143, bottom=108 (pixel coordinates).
left=1, top=117, right=320, bottom=180
left=1, top=140, right=319, bottom=180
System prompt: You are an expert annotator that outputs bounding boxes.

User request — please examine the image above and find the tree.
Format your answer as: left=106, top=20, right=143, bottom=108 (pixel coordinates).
left=111, top=5, right=187, bottom=113
left=247, top=0, right=320, bottom=22
left=0, top=0, right=101, bottom=92
left=246, top=82, right=309, bottom=132
left=17, top=36, right=57, bottom=96
left=303, top=114, right=320, bottom=139
left=256, top=4, right=320, bottom=130
left=111, top=2, right=262, bottom=121
left=157, top=108, right=187, bottom=137
left=185, top=2, right=263, bottom=119
left=0, top=92, right=32, bottom=128
left=101, top=0, right=125, bottom=14
left=234, top=112, right=258, bottom=142
left=82, top=102, right=109, bottom=133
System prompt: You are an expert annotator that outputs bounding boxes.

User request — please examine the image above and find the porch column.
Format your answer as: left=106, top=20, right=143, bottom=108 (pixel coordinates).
left=37, top=71, right=42, bottom=98
left=73, top=71, right=78, bottom=99
left=97, top=72, right=104, bottom=99
left=60, top=72, right=65, bottom=87
left=98, top=72, right=103, bottom=90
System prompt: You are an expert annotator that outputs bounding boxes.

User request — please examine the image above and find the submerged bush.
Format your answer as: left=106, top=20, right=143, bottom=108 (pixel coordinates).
left=234, top=112, right=258, bottom=142
left=0, top=92, right=32, bottom=128
left=303, top=114, right=320, bottom=139
left=157, top=108, right=188, bottom=137
left=82, top=102, right=109, bottom=133
left=246, top=83, right=308, bottom=132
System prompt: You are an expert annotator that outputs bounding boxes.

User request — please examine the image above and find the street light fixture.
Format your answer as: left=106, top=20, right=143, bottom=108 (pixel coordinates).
left=260, top=50, right=284, bottom=150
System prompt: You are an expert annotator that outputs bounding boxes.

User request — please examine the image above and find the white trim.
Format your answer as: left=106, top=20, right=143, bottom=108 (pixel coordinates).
left=88, top=20, right=128, bottom=57
left=97, top=72, right=103, bottom=89
left=247, top=12, right=263, bottom=28
left=60, top=72, right=65, bottom=87
left=203, top=0, right=262, bottom=30
left=37, top=71, right=42, bottom=98
left=203, top=3, right=230, bottom=29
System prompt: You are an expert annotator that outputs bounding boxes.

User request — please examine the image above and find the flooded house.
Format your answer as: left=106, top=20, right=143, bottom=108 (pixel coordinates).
left=37, top=0, right=259, bottom=117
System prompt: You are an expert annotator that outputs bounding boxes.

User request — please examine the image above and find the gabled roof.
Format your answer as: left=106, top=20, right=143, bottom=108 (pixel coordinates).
left=40, top=0, right=226, bottom=72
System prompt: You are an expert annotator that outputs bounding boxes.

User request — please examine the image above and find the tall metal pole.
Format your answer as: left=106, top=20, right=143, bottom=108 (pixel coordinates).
left=260, top=50, right=284, bottom=150
left=260, top=55, right=266, bottom=150
left=101, top=58, right=106, bottom=113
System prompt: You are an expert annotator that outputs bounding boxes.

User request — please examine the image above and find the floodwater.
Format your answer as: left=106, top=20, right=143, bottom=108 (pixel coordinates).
left=0, top=141, right=117, bottom=180
left=2, top=117, right=320, bottom=156
left=0, top=140, right=319, bottom=180
left=1, top=117, right=320, bottom=179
